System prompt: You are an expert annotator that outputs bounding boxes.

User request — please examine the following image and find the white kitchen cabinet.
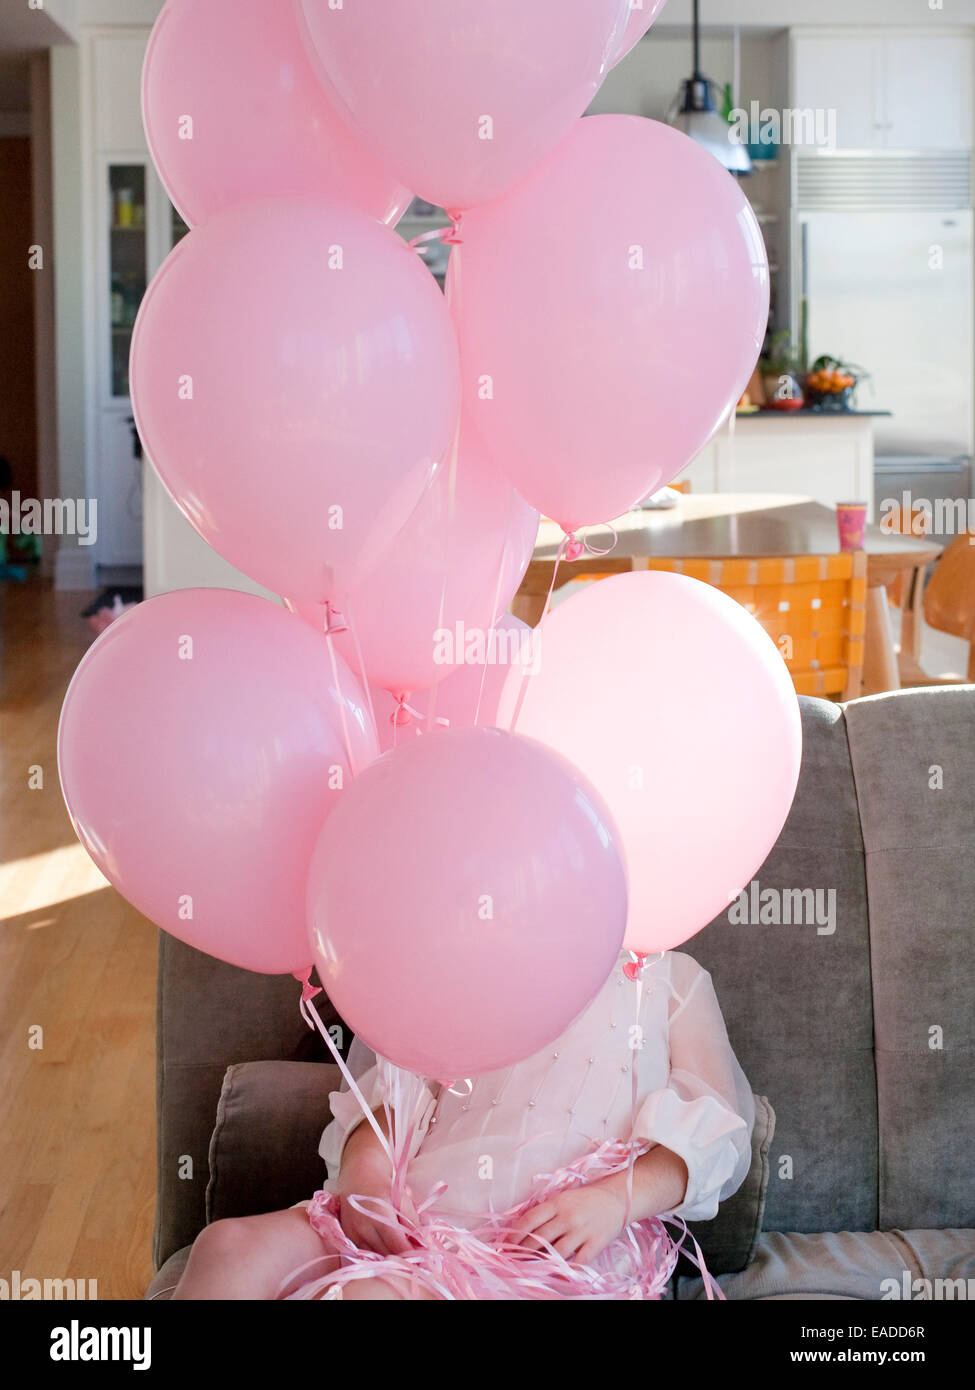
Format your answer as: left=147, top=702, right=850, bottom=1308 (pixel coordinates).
left=792, top=36, right=885, bottom=149
left=885, top=36, right=974, bottom=150
left=681, top=415, right=878, bottom=521
left=792, top=30, right=974, bottom=151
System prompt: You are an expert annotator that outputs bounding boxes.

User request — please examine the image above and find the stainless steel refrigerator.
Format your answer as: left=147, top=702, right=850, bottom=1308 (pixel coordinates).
left=793, top=153, right=974, bottom=474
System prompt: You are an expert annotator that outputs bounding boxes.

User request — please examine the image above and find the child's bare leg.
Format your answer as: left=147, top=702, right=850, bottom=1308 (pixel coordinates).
left=342, top=1275, right=437, bottom=1301
left=171, top=1208, right=335, bottom=1300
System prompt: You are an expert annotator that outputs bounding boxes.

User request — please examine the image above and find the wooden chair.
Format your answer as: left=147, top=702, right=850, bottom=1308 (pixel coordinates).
left=896, top=532, right=975, bottom=686
left=569, top=552, right=869, bottom=701
left=881, top=500, right=930, bottom=609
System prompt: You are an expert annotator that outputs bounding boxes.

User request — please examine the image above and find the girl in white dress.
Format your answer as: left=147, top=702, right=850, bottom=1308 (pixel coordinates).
left=172, top=951, right=753, bottom=1300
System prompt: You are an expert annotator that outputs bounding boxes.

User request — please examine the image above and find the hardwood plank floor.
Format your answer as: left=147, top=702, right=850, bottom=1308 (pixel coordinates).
left=0, top=579, right=156, bottom=1300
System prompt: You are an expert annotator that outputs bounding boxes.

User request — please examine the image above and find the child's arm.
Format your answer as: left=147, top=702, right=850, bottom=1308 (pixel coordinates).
left=334, top=1108, right=412, bottom=1255
left=509, top=1146, right=687, bottom=1266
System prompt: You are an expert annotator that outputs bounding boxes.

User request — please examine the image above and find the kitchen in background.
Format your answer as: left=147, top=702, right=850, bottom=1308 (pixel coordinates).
left=9, top=4, right=974, bottom=586
left=791, top=29, right=974, bottom=541
left=591, top=19, right=975, bottom=534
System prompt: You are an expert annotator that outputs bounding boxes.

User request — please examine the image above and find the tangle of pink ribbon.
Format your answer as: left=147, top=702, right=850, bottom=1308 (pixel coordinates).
left=278, top=1139, right=717, bottom=1302
left=289, top=970, right=724, bottom=1302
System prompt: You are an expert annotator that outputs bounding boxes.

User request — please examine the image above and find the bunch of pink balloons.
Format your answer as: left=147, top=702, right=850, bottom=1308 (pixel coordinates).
left=59, top=0, right=805, bottom=1083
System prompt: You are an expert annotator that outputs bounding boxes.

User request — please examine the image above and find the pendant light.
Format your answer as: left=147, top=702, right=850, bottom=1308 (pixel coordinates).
left=668, top=0, right=752, bottom=176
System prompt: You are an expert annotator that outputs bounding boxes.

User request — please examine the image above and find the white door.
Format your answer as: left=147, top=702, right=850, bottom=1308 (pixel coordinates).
left=96, top=409, right=145, bottom=568
left=801, top=210, right=974, bottom=457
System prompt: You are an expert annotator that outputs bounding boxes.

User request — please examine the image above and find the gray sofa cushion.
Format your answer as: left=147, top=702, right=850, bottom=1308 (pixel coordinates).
left=843, top=688, right=975, bottom=1232
left=154, top=937, right=346, bottom=1267
left=145, top=1248, right=190, bottom=1302
left=685, top=698, right=878, bottom=1234
left=207, top=1061, right=340, bottom=1223
left=677, top=1228, right=975, bottom=1301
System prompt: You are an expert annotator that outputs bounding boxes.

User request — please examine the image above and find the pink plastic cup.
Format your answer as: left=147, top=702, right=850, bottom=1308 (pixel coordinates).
left=836, top=502, right=868, bottom=552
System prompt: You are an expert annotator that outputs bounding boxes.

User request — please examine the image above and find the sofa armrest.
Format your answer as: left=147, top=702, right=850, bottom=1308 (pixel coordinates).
left=681, top=1093, right=777, bottom=1276
left=206, top=1061, right=342, bottom=1224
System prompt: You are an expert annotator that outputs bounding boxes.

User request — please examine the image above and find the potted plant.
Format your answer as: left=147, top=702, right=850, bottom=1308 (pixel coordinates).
left=758, top=330, right=804, bottom=409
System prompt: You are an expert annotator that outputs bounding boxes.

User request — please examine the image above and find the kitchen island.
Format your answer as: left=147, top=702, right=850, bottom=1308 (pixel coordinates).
left=680, top=410, right=892, bottom=522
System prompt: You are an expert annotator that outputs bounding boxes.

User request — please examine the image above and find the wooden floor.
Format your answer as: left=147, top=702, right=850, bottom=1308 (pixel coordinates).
left=0, top=579, right=157, bottom=1300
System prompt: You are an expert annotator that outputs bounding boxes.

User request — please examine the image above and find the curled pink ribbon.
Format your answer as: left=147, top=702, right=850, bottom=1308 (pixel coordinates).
left=390, top=694, right=449, bottom=730
left=408, top=212, right=464, bottom=257
left=278, top=1138, right=721, bottom=1302
left=562, top=523, right=620, bottom=563
left=289, top=972, right=725, bottom=1301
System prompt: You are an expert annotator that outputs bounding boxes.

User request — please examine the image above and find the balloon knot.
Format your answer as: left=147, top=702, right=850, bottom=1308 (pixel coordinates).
left=442, top=211, right=464, bottom=245
left=623, top=953, right=650, bottom=983
left=391, top=696, right=415, bottom=728
left=324, top=602, right=348, bottom=637
left=564, top=534, right=585, bottom=562
left=293, top=969, right=322, bottom=1002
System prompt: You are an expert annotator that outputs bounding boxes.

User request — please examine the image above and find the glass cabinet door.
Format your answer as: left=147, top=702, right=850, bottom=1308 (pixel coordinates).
left=108, top=164, right=147, bottom=399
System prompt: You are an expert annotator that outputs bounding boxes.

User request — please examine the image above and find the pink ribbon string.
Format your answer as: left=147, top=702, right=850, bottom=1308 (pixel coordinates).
left=323, top=625, right=358, bottom=778
left=294, top=977, right=394, bottom=1166
left=408, top=212, right=464, bottom=256
left=284, top=597, right=360, bottom=777
left=624, top=955, right=722, bottom=1301
left=408, top=226, right=447, bottom=254
left=287, top=968, right=725, bottom=1301
left=473, top=492, right=517, bottom=727
left=506, top=537, right=567, bottom=735
left=279, top=1139, right=688, bottom=1302
left=342, top=601, right=378, bottom=744
left=322, top=601, right=348, bottom=637
left=424, top=418, right=461, bottom=734
left=563, top=522, right=620, bottom=563
left=391, top=694, right=449, bottom=731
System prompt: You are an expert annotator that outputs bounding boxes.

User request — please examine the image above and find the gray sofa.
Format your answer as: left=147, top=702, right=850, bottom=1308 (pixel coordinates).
left=146, top=688, right=975, bottom=1300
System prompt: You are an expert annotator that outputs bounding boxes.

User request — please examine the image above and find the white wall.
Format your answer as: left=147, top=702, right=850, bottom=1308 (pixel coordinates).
left=591, top=32, right=781, bottom=120
left=44, top=0, right=81, bottom=42
left=78, top=0, right=163, bottom=24
left=31, top=52, right=58, bottom=577
left=50, top=41, right=92, bottom=589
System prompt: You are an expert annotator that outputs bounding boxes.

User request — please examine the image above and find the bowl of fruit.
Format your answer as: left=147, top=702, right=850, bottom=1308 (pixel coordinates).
left=804, top=356, right=865, bottom=412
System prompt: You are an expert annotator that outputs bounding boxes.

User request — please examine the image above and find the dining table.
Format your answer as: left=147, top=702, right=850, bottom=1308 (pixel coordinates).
left=512, top=493, right=943, bottom=697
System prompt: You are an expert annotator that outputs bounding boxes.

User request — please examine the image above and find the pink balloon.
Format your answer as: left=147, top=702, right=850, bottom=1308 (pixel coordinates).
left=143, top=0, right=410, bottom=228
left=58, top=589, right=379, bottom=976
left=307, top=727, right=627, bottom=1079
left=496, top=572, right=802, bottom=955
left=131, top=197, right=460, bottom=605
left=447, top=116, right=770, bottom=532
left=296, top=0, right=632, bottom=212
left=610, top=1, right=668, bottom=67
left=292, top=430, right=538, bottom=697
left=370, top=615, right=537, bottom=751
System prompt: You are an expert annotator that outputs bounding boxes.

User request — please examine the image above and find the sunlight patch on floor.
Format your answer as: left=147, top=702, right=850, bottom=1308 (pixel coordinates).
left=0, top=844, right=109, bottom=920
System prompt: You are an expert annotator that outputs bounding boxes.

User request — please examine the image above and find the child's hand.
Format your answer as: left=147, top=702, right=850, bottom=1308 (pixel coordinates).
left=508, top=1181, right=629, bottom=1268
left=336, top=1155, right=411, bottom=1257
